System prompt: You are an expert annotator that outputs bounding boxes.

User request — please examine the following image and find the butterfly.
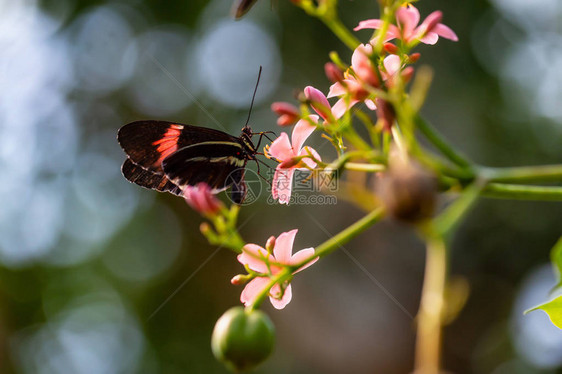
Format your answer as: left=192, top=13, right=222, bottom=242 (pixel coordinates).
left=118, top=121, right=272, bottom=203
left=118, top=67, right=273, bottom=204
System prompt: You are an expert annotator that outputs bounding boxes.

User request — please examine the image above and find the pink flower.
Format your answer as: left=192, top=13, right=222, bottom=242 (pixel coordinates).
left=183, top=183, right=223, bottom=215
left=265, top=116, right=320, bottom=204
left=237, top=229, right=318, bottom=309
left=271, top=102, right=300, bottom=127
left=354, top=5, right=458, bottom=45
left=327, top=44, right=379, bottom=117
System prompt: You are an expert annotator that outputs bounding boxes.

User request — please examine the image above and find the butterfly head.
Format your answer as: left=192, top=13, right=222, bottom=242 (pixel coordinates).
left=239, top=126, right=257, bottom=158
left=241, top=125, right=253, bottom=137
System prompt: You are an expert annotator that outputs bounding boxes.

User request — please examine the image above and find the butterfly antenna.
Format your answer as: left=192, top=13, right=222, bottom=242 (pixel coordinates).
left=244, top=66, right=263, bottom=128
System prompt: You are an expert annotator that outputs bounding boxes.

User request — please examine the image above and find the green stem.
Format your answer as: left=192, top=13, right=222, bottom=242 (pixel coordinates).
left=415, top=115, right=472, bottom=169
left=342, top=126, right=372, bottom=151
left=433, top=181, right=485, bottom=237
left=291, top=207, right=385, bottom=270
left=482, top=183, right=562, bottom=201
left=355, top=109, right=380, bottom=149
left=248, top=269, right=292, bottom=311
left=482, top=165, right=562, bottom=183
left=415, top=232, right=448, bottom=374
left=344, top=163, right=386, bottom=172
left=320, top=16, right=360, bottom=51
left=297, top=1, right=360, bottom=51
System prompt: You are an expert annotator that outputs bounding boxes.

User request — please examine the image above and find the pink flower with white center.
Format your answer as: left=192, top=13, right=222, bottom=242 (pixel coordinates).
left=183, top=183, right=223, bottom=216
left=327, top=44, right=379, bottom=118
left=237, top=229, right=318, bottom=309
left=265, top=116, right=321, bottom=204
left=354, top=5, right=458, bottom=46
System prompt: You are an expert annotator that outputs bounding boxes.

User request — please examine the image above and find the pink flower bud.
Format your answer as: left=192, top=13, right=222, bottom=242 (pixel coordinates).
left=230, top=274, right=249, bottom=285
left=265, top=236, right=276, bottom=252
left=276, top=114, right=294, bottom=127
left=271, top=102, right=299, bottom=117
left=408, top=53, right=421, bottom=63
left=184, top=183, right=222, bottom=216
left=383, top=43, right=399, bottom=55
left=304, top=86, right=333, bottom=122
left=271, top=102, right=299, bottom=127
left=324, top=62, right=344, bottom=83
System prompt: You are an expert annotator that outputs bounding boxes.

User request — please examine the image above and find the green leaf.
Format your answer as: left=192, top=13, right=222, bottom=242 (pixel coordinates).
left=525, top=296, right=562, bottom=329
left=550, top=236, right=562, bottom=291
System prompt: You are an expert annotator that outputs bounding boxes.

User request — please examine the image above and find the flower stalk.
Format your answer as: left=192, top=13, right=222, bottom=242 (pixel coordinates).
left=415, top=233, right=447, bottom=374
left=291, top=206, right=385, bottom=270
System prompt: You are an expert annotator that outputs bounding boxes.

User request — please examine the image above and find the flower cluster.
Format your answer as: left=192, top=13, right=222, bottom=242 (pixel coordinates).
left=266, top=4, right=457, bottom=204
left=183, top=2, right=457, bottom=311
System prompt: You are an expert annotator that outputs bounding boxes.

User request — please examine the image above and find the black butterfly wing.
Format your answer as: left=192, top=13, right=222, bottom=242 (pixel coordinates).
left=229, top=168, right=247, bottom=204
left=117, top=120, right=239, bottom=173
left=162, top=141, right=247, bottom=193
left=121, top=158, right=182, bottom=195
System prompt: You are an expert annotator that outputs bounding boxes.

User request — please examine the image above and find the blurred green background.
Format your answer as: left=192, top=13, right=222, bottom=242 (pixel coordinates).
left=1, top=0, right=561, bottom=373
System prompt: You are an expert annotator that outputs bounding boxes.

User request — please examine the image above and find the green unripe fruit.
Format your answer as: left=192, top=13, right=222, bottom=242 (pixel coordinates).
left=211, top=307, right=275, bottom=372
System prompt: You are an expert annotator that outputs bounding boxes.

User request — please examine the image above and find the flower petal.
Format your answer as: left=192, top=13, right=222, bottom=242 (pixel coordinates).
left=299, top=146, right=320, bottom=169
left=355, top=20, right=399, bottom=43
left=332, top=98, right=359, bottom=120
left=396, top=5, right=420, bottom=39
left=291, top=116, right=318, bottom=152
left=327, top=82, right=347, bottom=98
left=290, top=247, right=318, bottom=273
left=273, top=229, right=298, bottom=263
left=267, top=132, right=294, bottom=161
left=351, top=43, right=373, bottom=70
left=240, top=277, right=270, bottom=307
left=365, top=99, right=377, bottom=111
left=433, top=23, right=458, bottom=41
left=269, top=283, right=292, bottom=310
left=383, top=54, right=401, bottom=77
left=238, top=244, right=271, bottom=273
left=417, top=11, right=442, bottom=36
left=354, top=19, right=384, bottom=31
left=272, top=167, right=295, bottom=205
left=419, top=32, right=439, bottom=45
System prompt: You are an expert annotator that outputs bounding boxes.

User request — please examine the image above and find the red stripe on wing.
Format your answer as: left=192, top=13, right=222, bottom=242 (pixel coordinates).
left=152, top=125, right=183, bottom=166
